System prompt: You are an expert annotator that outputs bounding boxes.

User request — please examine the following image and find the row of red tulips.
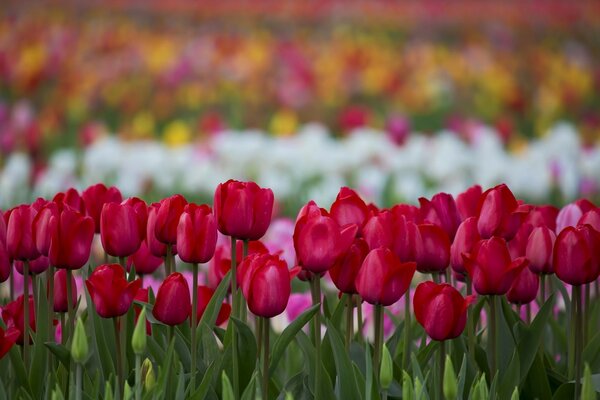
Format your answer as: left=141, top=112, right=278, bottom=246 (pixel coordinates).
left=0, top=179, right=598, bottom=398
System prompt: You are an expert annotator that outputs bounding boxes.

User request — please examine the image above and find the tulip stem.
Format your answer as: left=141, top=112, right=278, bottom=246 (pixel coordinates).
left=574, top=285, right=583, bottom=400
left=356, top=296, right=364, bottom=344
left=402, top=285, right=411, bottom=372
left=256, top=316, right=263, bottom=358
left=66, top=269, right=75, bottom=344
left=75, top=362, right=83, bottom=400
left=261, top=317, right=270, bottom=400
left=584, top=284, right=590, bottom=346
left=438, top=340, right=445, bottom=400
left=23, top=261, right=30, bottom=369
left=540, top=275, right=546, bottom=305
left=466, top=279, right=476, bottom=368
left=488, top=295, right=497, bottom=379
left=190, top=263, right=198, bottom=391
left=9, top=267, right=14, bottom=301
left=310, top=275, right=322, bottom=399
left=60, top=313, right=66, bottom=345
left=114, top=317, right=123, bottom=400
left=135, top=354, right=142, bottom=400
left=230, top=236, right=240, bottom=400
left=240, top=240, right=249, bottom=322
left=345, top=295, right=353, bottom=350
left=47, top=266, right=55, bottom=371
left=165, top=247, right=172, bottom=276
left=373, top=304, right=384, bottom=391
left=118, top=256, right=126, bottom=270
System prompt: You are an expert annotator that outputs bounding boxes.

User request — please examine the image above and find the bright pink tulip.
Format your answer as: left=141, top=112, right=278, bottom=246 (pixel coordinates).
left=477, top=184, right=528, bottom=240
left=82, top=183, right=123, bottom=233
left=414, top=224, right=451, bottom=274
left=456, top=184, right=482, bottom=221
left=507, top=267, right=539, bottom=305
left=450, top=217, right=480, bottom=277
left=419, top=192, right=461, bottom=240
left=526, top=226, right=556, bottom=275
left=154, top=194, right=188, bottom=245
left=553, top=225, right=600, bottom=286
left=7, top=204, right=39, bottom=261
left=101, top=202, right=144, bottom=257
left=48, top=208, right=94, bottom=270
left=52, top=269, right=77, bottom=313
left=328, top=238, right=369, bottom=294
left=330, top=187, right=369, bottom=235
left=579, top=209, right=600, bottom=232
left=152, top=272, right=191, bottom=325
left=391, top=214, right=418, bottom=262
left=123, top=197, right=148, bottom=239
left=85, top=264, right=142, bottom=318
left=508, top=223, right=534, bottom=259
left=176, top=204, right=217, bottom=264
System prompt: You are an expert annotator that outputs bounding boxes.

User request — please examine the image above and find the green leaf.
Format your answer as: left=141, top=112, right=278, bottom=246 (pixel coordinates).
left=582, top=364, right=597, bottom=400
left=456, top=354, right=468, bottom=399
left=443, top=355, right=457, bottom=400
left=45, top=342, right=71, bottom=369
left=189, top=360, right=218, bottom=400
left=221, top=371, right=234, bottom=400
left=240, top=371, right=257, bottom=400
left=29, top=276, right=50, bottom=399
left=521, top=353, right=552, bottom=400
left=230, top=317, right=257, bottom=393
left=294, top=330, right=336, bottom=399
left=9, top=347, right=32, bottom=396
left=365, top=344, right=373, bottom=400
left=498, top=350, right=520, bottom=400
left=198, top=271, right=231, bottom=330
left=324, top=320, right=362, bottom=400
left=516, top=295, right=553, bottom=383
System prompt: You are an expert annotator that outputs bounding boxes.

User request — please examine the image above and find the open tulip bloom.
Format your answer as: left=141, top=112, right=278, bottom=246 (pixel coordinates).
left=0, top=182, right=598, bottom=400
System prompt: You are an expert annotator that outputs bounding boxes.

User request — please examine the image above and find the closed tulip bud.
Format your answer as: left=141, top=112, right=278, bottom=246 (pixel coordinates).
left=7, top=204, right=39, bottom=261
left=443, top=355, right=458, bottom=400
left=101, top=202, right=144, bottom=257
left=294, top=206, right=357, bottom=273
left=214, top=180, right=274, bottom=240
left=0, top=326, right=19, bottom=360
left=414, top=281, right=474, bottom=341
left=363, top=211, right=394, bottom=250
left=82, top=183, right=123, bottom=233
left=52, top=269, right=77, bottom=313
left=419, top=192, right=461, bottom=240
left=579, top=209, right=600, bottom=232
left=556, top=203, right=583, bottom=234
left=380, top=343, right=393, bottom=390
left=553, top=225, right=600, bottom=286
left=582, top=363, right=594, bottom=400
left=191, top=286, right=231, bottom=326
left=463, top=237, right=528, bottom=295
left=142, top=358, right=156, bottom=391
left=127, top=240, right=163, bottom=276
left=507, top=267, right=539, bottom=305
left=524, top=205, right=559, bottom=231
left=85, top=264, right=142, bottom=318
left=356, top=248, right=416, bottom=306
left=402, top=371, right=415, bottom=400
left=177, top=204, right=217, bottom=264
left=48, top=208, right=94, bottom=270
left=329, top=238, right=369, bottom=294
left=240, top=253, right=291, bottom=318
left=146, top=204, right=168, bottom=257
left=2, top=295, right=36, bottom=344
left=450, top=217, right=480, bottom=276
left=71, top=318, right=88, bottom=364
left=132, top=308, right=147, bottom=355
left=104, top=381, right=114, bottom=400
left=456, top=184, right=482, bottom=221
left=53, top=188, right=86, bottom=215
left=477, top=184, right=529, bottom=240
left=526, top=226, right=556, bottom=275
left=414, top=224, right=451, bottom=274
left=153, top=273, right=191, bottom=325
left=154, top=194, right=188, bottom=245
left=330, top=187, right=369, bottom=235
left=32, top=202, right=58, bottom=257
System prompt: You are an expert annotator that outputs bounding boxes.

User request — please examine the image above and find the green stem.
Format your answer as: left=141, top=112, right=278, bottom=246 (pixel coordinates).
left=165, top=246, right=172, bottom=276
left=262, top=317, right=270, bottom=400
left=9, top=267, right=14, bottom=301
left=256, top=316, right=263, bottom=362
left=230, top=236, right=239, bottom=399
left=540, top=275, right=546, bottom=305
left=47, top=266, right=55, bottom=370
left=438, top=341, right=445, bottom=400
left=569, top=287, right=577, bottom=379
left=488, top=296, right=497, bottom=379
left=574, top=286, right=583, bottom=400
left=466, top=279, right=476, bottom=366
left=23, top=261, right=30, bottom=369
left=135, top=354, right=142, bottom=400
left=373, top=304, right=384, bottom=391
left=356, top=296, right=364, bottom=344
left=402, top=285, right=411, bottom=371
left=345, top=295, right=353, bottom=350
left=60, top=313, right=66, bottom=345
left=114, top=318, right=123, bottom=400
left=432, top=272, right=441, bottom=284
left=190, top=263, right=198, bottom=390
left=584, top=284, right=590, bottom=346
left=310, top=275, right=322, bottom=399
left=118, top=256, right=126, bottom=271
left=76, top=362, right=82, bottom=400
left=445, top=268, right=451, bottom=284
left=66, top=269, right=75, bottom=344
left=240, top=240, right=249, bottom=322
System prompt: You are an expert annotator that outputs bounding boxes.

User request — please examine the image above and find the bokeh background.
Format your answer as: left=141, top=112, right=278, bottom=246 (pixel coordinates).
left=1, top=1, right=599, bottom=211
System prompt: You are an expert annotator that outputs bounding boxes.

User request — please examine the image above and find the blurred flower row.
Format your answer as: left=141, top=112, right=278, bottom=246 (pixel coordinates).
left=0, top=122, right=598, bottom=212
left=0, top=6, right=599, bottom=155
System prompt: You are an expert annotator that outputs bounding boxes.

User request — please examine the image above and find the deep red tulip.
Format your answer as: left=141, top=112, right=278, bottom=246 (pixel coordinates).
left=556, top=203, right=583, bottom=234
left=579, top=209, right=600, bottom=232
left=413, top=281, right=474, bottom=341
left=100, top=202, right=144, bottom=257
left=52, top=269, right=77, bottom=313
left=414, top=224, right=451, bottom=274
left=7, top=204, right=39, bottom=261
left=507, top=267, right=539, bottom=305
left=192, top=286, right=231, bottom=326
left=85, top=264, right=142, bottom=318
left=575, top=199, right=596, bottom=214
left=356, top=247, right=416, bottom=306
left=208, top=241, right=268, bottom=288
left=524, top=205, right=559, bottom=232
left=147, top=203, right=169, bottom=257
left=508, top=223, right=534, bottom=259
left=153, top=272, right=191, bottom=325
left=477, top=184, right=529, bottom=240
left=390, top=204, right=420, bottom=223
left=127, top=240, right=163, bottom=275
left=82, top=183, right=123, bottom=233
left=329, top=238, right=369, bottom=294
left=463, top=237, right=528, bottom=295
left=2, top=295, right=35, bottom=345
left=0, top=210, right=6, bottom=247
left=363, top=211, right=394, bottom=250
left=123, top=197, right=148, bottom=239
left=0, top=242, right=9, bottom=282
left=526, top=226, right=556, bottom=275
left=53, top=188, right=85, bottom=215
left=391, top=214, right=418, bottom=262
left=14, top=256, right=49, bottom=275
left=214, top=180, right=274, bottom=240
left=294, top=207, right=357, bottom=274
left=0, top=326, right=19, bottom=359
left=330, top=187, right=369, bottom=235
left=154, top=194, right=188, bottom=245
left=450, top=217, right=480, bottom=277
left=240, top=253, right=291, bottom=318
left=176, top=204, right=217, bottom=264
left=32, top=202, right=58, bottom=257
left=456, top=184, right=482, bottom=221
left=553, top=225, right=600, bottom=286
left=48, top=208, right=94, bottom=270
left=419, top=192, right=461, bottom=240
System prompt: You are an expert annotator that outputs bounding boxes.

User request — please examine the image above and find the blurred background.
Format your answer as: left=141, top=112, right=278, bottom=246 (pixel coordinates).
left=1, top=1, right=599, bottom=211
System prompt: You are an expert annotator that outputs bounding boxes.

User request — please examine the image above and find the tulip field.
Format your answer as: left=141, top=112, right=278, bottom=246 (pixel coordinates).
left=0, top=180, right=598, bottom=400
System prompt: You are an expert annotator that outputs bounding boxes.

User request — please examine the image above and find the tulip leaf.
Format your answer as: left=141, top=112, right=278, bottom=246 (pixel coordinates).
left=324, top=319, right=362, bottom=400
left=551, top=382, right=574, bottom=399
left=240, top=371, right=257, bottom=400
left=229, top=317, right=257, bottom=393
left=365, top=345, right=373, bottom=400
left=221, top=371, right=234, bottom=400
left=198, top=271, right=231, bottom=331
left=154, top=338, right=175, bottom=399
left=189, top=359, right=218, bottom=400
left=330, top=293, right=348, bottom=329
left=499, top=350, right=520, bottom=400
left=516, top=294, right=553, bottom=383
left=200, top=323, right=219, bottom=365
left=521, top=353, right=552, bottom=400
left=84, top=289, right=115, bottom=381
left=269, top=303, right=319, bottom=375
left=29, top=276, right=50, bottom=399
left=456, top=354, right=468, bottom=399
left=174, top=329, right=192, bottom=372
left=45, top=342, right=71, bottom=369
left=9, top=347, right=32, bottom=396
left=295, top=330, right=336, bottom=399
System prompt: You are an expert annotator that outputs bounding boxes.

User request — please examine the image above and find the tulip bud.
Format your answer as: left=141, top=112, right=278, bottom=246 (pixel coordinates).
left=450, top=217, right=480, bottom=276
left=104, top=381, right=114, bottom=400
left=582, top=363, right=594, bottom=400
left=123, top=382, right=132, bottom=400
left=71, top=318, right=88, bottom=364
left=329, top=238, right=369, bottom=294
left=414, top=224, right=451, bottom=274
left=402, top=371, right=414, bottom=400
left=7, top=204, right=40, bottom=261
left=53, top=188, right=86, bottom=215
left=556, top=203, right=583, bottom=234
left=141, top=358, right=156, bottom=391
left=579, top=209, right=600, bottom=232
left=132, top=308, right=147, bottom=355
left=363, top=211, right=394, bottom=250
left=443, top=355, right=458, bottom=400
left=222, top=371, right=234, bottom=400
left=240, top=253, right=291, bottom=318
left=379, top=343, right=393, bottom=390
left=53, top=269, right=77, bottom=313
left=48, top=208, right=95, bottom=270
left=507, top=267, right=539, bottom=305
left=525, top=226, right=555, bottom=275
left=510, top=387, right=519, bottom=400
left=477, top=184, right=528, bottom=240
left=456, top=184, right=482, bottom=221
left=100, top=202, right=144, bottom=257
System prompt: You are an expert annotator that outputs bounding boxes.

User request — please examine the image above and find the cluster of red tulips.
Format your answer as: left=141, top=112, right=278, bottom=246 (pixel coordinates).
left=0, top=179, right=598, bottom=399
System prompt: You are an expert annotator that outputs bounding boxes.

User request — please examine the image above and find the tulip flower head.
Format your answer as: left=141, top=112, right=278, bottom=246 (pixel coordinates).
left=85, top=264, right=142, bottom=318
left=152, top=272, right=191, bottom=325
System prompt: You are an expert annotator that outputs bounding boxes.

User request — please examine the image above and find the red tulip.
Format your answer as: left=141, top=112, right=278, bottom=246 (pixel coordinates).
left=0, top=326, right=19, bottom=359
left=127, top=240, right=163, bottom=275
left=82, top=183, right=123, bottom=233
left=456, top=185, right=482, bottom=221
left=391, top=214, right=418, bottom=262
left=526, top=226, right=556, bottom=275
left=553, top=225, right=600, bottom=286
left=52, top=269, right=77, bottom=313
left=508, top=223, right=534, bottom=259
left=147, top=203, right=169, bottom=257
left=2, top=295, right=35, bottom=345
left=390, top=204, right=420, bottom=223
left=294, top=207, right=357, bottom=274
left=507, top=267, right=539, bottom=305
left=450, top=217, right=480, bottom=277
left=356, top=247, right=416, bottom=306
left=419, top=192, right=461, bottom=240
left=214, top=180, right=274, bottom=240
left=363, top=211, right=394, bottom=250
left=240, top=253, right=291, bottom=318
left=154, top=194, right=188, bottom=245
left=48, top=208, right=94, bottom=270
left=191, top=286, right=231, bottom=326
left=14, top=256, right=49, bottom=275
left=477, top=184, right=529, bottom=240
left=32, top=202, right=58, bottom=256
left=330, top=187, right=369, bottom=235
left=53, top=188, right=85, bottom=214
left=176, top=204, right=217, bottom=264
left=209, top=241, right=268, bottom=288
left=414, top=224, right=451, bottom=274
left=0, top=242, right=9, bottom=282
left=123, top=197, right=148, bottom=239
left=328, top=238, right=369, bottom=294
left=463, top=237, right=528, bottom=295
left=524, top=205, right=559, bottom=231
left=575, top=199, right=596, bottom=213
left=7, top=204, right=39, bottom=261
left=100, top=202, right=144, bottom=257
left=579, top=209, right=600, bottom=232
left=152, top=273, right=191, bottom=325
left=85, top=264, right=142, bottom=318
left=413, top=281, right=474, bottom=341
